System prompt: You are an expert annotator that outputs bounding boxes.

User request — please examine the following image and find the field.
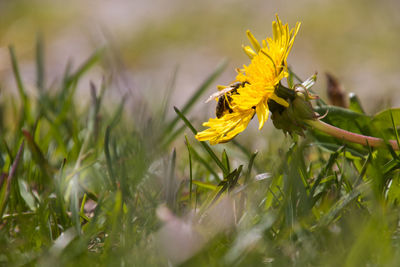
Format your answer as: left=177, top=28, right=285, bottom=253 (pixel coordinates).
left=1, top=1, right=400, bottom=266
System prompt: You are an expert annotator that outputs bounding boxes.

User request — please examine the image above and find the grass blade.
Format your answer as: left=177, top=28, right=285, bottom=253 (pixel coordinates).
left=9, top=45, right=32, bottom=125
left=390, top=110, right=400, bottom=152
left=174, top=106, right=227, bottom=175
left=189, top=145, right=219, bottom=181
left=9, top=46, right=27, bottom=104
left=65, top=48, right=104, bottom=86
left=36, top=33, right=45, bottom=91
left=244, top=151, right=258, bottom=184
left=22, top=130, right=52, bottom=184
left=221, top=149, right=230, bottom=177
left=104, top=126, right=116, bottom=189
left=166, top=149, right=177, bottom=209
left=310, top=145, right=344, bottom=198
left=165, top=60, right=227, bottom=135
left=318, top=183, right=366, bottom=227
left=0, top=141, right=24, bottom=219
left=185, top=136, right=193, bottom=205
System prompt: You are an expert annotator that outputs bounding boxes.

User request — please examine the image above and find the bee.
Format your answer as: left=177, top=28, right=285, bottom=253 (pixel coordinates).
left=206, top=81, right=249, bottom=118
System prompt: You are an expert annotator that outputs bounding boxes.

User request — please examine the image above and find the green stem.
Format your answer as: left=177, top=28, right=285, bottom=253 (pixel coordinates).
left=306, top=119, right=399, bottom=151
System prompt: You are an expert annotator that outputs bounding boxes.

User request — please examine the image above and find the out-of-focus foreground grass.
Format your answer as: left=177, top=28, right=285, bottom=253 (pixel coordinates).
left=2, top=1, right=400, bottom=266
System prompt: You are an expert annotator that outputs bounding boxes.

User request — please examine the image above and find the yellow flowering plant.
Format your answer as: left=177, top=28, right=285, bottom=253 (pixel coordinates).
left=195, top=16, right=300, bottom=145
left=194, top=15, right=400, bottom=151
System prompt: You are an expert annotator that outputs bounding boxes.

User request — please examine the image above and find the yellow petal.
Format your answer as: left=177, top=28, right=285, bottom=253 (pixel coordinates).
left=256, top=98, right=270, bottom=130
left=269, top=93, right=289, bottom=107
left=195, top=109, right=255, bottom=145
left=232, top=83, right=273, bottom=111
left=272, top=21, right=279, bottom=42
left=242, top=45, right=256, bottom=59
left=286, top=22, right=301, bottom=56
left=246, top=30, right=261, bottom=53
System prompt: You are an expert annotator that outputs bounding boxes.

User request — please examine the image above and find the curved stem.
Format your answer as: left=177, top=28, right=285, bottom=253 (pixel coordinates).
left=305, top=119, right=399, bottom=151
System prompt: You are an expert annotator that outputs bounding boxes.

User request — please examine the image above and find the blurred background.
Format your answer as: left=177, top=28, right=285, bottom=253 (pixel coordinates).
left=1, top=0, right=400, bottom=138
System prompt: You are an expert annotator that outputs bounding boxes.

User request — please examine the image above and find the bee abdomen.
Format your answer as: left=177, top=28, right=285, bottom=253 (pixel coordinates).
left=216, top=97, right=225, bottom=118
left=215, top=81, right=248, bottom=118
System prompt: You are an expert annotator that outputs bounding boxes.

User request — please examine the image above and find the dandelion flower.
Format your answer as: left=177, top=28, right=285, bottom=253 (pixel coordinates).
left=196, top=15, right=301, bottom=144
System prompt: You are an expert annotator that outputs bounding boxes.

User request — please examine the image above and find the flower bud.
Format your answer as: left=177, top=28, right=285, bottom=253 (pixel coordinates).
left=268, top=74, right=318, bottom=136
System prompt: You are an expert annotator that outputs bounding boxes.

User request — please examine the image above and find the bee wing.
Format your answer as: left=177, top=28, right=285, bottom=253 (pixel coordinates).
left=205, top=87, right=233, bottom=103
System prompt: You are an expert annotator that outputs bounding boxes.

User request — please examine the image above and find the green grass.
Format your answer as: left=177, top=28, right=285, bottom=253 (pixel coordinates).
left=2, top=39, right=400, bottom=267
